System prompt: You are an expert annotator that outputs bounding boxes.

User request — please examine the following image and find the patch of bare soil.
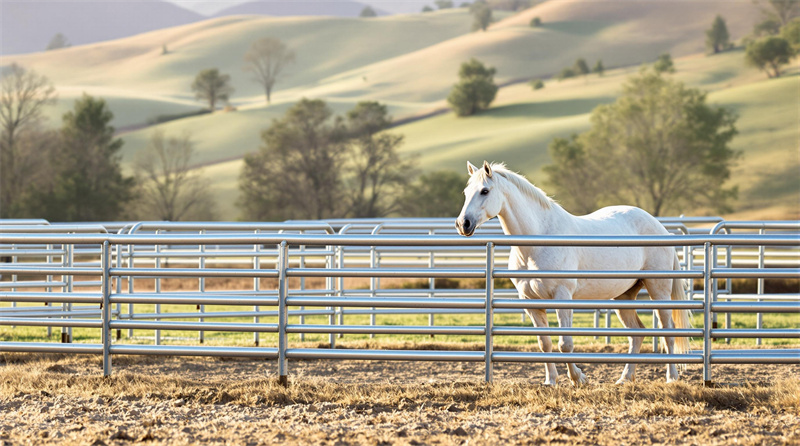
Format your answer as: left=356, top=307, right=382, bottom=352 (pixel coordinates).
left=1, top=345, right=798, bottom=446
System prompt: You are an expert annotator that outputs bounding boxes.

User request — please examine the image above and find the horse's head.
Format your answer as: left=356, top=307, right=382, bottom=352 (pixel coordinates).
left=456, top=161, right=504, bottom=236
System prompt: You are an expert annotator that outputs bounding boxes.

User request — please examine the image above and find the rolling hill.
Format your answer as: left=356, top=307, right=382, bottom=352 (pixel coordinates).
left=0, top=0, right=203, bottom=55
left=2, top=1, right=797, bottom=220
left=212, top=0, right=384, bottom=17
left=152, top=50, right=800, bottom=220
left=9, top=10, right=479, bottom=129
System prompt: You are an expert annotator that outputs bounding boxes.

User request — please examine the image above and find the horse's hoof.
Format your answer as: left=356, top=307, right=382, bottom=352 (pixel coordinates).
left=667, top=376, right=680, bottom=383
left=615, top=377, right=633, bottom=385
left=570, top=373, right=587, bottom=386
left=542, top=380, right=557, bottom=387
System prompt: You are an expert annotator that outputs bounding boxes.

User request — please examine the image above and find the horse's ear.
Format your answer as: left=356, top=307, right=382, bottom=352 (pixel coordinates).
left=467, top=161, right=478, bottom=175
left=483, top=161, right=493, bottom=178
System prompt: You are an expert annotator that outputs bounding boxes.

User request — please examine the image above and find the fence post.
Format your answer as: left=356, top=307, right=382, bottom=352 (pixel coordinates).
left=485, top=242, right=494, bottom=384
left=252, top=230, right=260, bottom=347
left=277, top=241, right=289, bottom=387
left=703, top=242, right=713, bottom=386
left=757, top=228, right=765, bottom=346
left=101, top=240, right=112, bottom=377
left=326, top=243, right=335, bottom=349
left=199, top=230, right=206, bottom=344
left=154, top=232, right=162, bottom=346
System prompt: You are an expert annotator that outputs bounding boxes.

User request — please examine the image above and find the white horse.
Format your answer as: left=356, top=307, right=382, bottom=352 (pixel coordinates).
left=456, top=161, right=691, bottom=385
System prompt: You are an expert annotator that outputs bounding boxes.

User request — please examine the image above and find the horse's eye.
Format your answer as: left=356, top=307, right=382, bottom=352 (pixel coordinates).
left=480, top=188, right=489, bottom=195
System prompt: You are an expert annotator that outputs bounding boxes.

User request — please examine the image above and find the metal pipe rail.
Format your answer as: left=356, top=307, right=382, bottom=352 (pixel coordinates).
left=0, top=233, right=796, bottom=246
left=1, top=231, right=798, bottom=385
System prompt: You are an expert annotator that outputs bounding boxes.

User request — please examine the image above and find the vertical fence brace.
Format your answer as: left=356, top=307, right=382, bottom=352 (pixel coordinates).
left=703, top=242, right=713, bottom=386
left=101, top=241, right=112, bottom=377
left=277, top=241, right=289, bottom=387
left=485, top=242, right=495, bottom=384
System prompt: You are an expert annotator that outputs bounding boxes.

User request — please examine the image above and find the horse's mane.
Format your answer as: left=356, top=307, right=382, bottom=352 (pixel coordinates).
left=474, top=163, right=554, bottom=210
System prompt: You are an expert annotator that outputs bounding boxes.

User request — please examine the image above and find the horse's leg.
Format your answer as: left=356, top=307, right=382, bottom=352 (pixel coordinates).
left=553, top=287, right=586, bottom=386
left=644, top=278, right=680, bottom=382
left=613, top=280, right=646, bottom=384
left=524, top=308, right=558, bottom=386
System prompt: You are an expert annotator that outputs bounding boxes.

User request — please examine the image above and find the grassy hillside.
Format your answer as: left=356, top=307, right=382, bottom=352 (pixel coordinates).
left=4, top=1, right=795, bottom=220
left=185, top=50, right=800, bottom=220
left=109, top=0, right=767, bottom=166
left=301, top=0, right=761, bottom=103
left=8, top=10, right=478, bottom=129
left=394, top=50, right=799, bottom=219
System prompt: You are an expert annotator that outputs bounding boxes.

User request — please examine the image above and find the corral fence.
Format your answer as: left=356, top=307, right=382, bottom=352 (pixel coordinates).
left=1, top=218, right=798, bottom=385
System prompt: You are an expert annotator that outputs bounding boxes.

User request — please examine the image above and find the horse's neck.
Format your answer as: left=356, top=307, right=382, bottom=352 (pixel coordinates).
left=496, top=185, right=573, bottom=236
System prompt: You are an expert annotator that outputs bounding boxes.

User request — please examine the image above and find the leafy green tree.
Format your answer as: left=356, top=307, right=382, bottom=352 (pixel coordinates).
left=544, top=135, right=611, bottom=215
left=244, top=37, right=295, bottom=105
left=422, top=5, right=434, bottom=12
left=759, top=0, right=800, bottom=28
left=752, top=0, right=799, bottom=36
left=447, top=58, right=498, bottom=116
left=573, top=58, right=590, bottom=76
left=706, top=15, right=731, bottom=53
left=0, top=64, right=57, bottom=218
left=44, top=94, right=134, bottom=221
left=345, top=101, right=413, bottom=218
left=543, top=68, right=739, bottom=216
left=131, top=130, right=217, bottom=221
left=471, top=1, right=492, bottom=31
left=653, top=53, right=675, bottom=73
left=781, top=17, right=800, bottom=49
left=592, top=60, right=604, bottom=76
left=753, top=19, right=782, bottom=36
left=435, top=0, right=454, bottom=9
left=399, top=170, right=466, bottom=217
left=239, top=99, right=346, bottom=221
left=360, top=6, right=377, bottom=17
left=191, top=68, right=234, bottom=111
left=529, top=79, right=544, bottom=90
left=530, top=17, right=542, bottom=27
left=745, top=36, right=796, bottom=77
left=46, top=33, right=70, bottom=51
left=239, top=99, right=416, bottom=220
left=557, top=67, right=575, bottom=80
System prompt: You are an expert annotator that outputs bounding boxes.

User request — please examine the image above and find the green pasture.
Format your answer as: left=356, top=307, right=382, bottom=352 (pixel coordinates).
left=3, top=301, right=796, bottom=350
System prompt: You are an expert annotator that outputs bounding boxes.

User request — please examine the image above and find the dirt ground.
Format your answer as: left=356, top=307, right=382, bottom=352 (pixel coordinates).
left=1, top=345, right=798, bottom=446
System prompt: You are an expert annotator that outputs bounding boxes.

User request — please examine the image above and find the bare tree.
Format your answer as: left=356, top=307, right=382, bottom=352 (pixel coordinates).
left=243, top=37, right=295, bottom=105
left=0, top=64, right=57, bottom=217
left=133, top=130, right=216, bottom=221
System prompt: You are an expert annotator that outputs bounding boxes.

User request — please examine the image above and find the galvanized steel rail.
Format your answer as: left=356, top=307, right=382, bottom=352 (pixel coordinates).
left=1, top=228, right=799, bottom=385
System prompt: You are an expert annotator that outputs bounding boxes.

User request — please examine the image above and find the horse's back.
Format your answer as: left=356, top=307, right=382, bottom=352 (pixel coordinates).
left=579, top=205, right=669, bottom=236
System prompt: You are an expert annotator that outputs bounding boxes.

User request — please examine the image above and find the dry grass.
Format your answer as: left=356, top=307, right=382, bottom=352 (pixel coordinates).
left=1, top=345, right=798, bottom=445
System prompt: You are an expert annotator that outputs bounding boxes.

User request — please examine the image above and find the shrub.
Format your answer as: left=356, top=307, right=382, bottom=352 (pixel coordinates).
left=557, top=67, right=575, bottom=80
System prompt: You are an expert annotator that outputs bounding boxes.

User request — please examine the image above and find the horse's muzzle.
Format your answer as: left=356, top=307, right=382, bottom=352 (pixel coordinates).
left=455, top=218, right=475, bottom=237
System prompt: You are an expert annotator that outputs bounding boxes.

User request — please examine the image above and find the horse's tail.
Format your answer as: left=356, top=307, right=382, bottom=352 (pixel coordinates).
left=665, top=252, right=693, bottom=356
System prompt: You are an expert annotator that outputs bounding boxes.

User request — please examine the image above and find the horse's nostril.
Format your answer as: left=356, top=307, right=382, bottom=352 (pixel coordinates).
left=464, top=219, right=471, bottom=230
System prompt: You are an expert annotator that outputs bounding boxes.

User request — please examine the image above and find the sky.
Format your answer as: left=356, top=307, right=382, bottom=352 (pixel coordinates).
left=165, top=0, right=432, bottom=15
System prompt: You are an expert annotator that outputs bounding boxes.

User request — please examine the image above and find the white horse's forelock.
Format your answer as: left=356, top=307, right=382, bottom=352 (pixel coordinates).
left=471, top=163, right=553, bottom=210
